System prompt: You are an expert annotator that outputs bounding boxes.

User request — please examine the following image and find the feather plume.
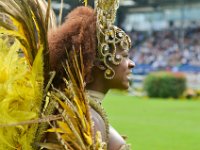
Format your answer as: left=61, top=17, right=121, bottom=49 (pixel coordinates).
left=49, top=49, right=93, bottom=149
left=46, top=48, right=106, bottom=150
left=0, top=0, right=52, bottom=149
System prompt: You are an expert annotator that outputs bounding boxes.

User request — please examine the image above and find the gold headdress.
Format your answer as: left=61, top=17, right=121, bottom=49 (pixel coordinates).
left=95, top=0, right=131, bottom=79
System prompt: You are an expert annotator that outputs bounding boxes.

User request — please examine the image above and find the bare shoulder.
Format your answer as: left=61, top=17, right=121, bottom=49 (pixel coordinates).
left=90, top=107, right=107, bottom=142
left=108, top=126, right=128, bottom=150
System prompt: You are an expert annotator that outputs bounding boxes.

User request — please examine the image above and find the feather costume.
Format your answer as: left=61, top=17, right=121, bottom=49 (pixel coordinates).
left=0, top=0, right=126, bottom=149
left=42, top=49, right=106, bottom=150
left=0, top=0, right=51, bottom=149
left=0, top=0, right=104, bottom=149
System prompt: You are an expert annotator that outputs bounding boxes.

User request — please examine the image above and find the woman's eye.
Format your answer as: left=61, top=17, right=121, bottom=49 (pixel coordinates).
left=123, top=54, right=129, bottom=58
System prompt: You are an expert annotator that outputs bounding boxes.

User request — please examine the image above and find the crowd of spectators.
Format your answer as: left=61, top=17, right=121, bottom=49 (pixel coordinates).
left=128, top=26, right=200, bottom=74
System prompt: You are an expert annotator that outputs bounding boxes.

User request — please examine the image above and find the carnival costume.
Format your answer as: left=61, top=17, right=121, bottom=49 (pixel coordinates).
left=0, top=0, right=131, bottom=149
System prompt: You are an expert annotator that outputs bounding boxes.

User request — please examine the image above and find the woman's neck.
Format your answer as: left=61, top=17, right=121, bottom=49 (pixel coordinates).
left=86, top=68, right=110, bottom=94
left=86, top=89, right=105, bottom=105
left=86, top=83, right=109, bottom=94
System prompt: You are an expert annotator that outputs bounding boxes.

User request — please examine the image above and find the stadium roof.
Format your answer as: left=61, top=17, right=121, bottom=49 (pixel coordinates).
left=116, top=0, right=200, bottom=16
left=52, top=0, right=200, bottom=8
left=51, top=0, right=200, bottom=22
left=133, top=0, right=200, bottom=6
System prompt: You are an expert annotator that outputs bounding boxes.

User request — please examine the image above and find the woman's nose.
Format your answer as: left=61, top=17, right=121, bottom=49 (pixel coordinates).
left=129, top=59, right=135, bottom=68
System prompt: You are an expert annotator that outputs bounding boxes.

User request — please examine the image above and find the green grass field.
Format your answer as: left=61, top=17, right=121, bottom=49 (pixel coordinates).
left=103, top=90, right=200, bottom=150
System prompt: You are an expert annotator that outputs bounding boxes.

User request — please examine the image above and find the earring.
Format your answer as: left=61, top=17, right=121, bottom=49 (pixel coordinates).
left=104, top=68, right=115, bottom=79
left=105, top=69, right=111, bottom=75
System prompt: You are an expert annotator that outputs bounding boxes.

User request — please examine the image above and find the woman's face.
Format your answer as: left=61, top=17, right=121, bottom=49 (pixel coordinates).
left=106, top=49, right=135, bottom=90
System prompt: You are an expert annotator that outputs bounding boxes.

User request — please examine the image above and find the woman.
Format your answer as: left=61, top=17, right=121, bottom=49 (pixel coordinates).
left=48, top=4, right=135, bottom=150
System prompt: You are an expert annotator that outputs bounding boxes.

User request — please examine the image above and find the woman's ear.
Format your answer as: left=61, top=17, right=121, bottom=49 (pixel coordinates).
left=97, top=64, right=106, bottom=70
left=94, top=60, right=106, bottom=70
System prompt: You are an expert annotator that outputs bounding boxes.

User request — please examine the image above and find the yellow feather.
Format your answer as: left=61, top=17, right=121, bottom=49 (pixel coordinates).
left=0, top=28, right=32, bottom=65
left=0, top=38, right=42, bottom=150
left=47, top=128, right=65, bottom=133
left=83, top=0, right=88, bottom=6
left=0, top=0, right=50, bottom=149
left=57, top=121, right=72, bottom=134
left=48, top=49, right=96, bottom=149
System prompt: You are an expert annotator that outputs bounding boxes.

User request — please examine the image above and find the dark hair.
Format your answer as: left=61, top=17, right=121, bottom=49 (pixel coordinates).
left=48, top=6, right=97, bottom=88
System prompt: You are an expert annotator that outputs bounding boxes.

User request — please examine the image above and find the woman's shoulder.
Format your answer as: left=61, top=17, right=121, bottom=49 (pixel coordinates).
left=90, top=107, right=108, bottom=142
left=108, top=126, right=131, bottom=150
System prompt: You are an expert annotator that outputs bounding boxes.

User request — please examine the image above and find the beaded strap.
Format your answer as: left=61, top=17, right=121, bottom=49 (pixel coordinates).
left=119, top=144, right=131, bottom=150
left=89, top=99, right=109, bottom=143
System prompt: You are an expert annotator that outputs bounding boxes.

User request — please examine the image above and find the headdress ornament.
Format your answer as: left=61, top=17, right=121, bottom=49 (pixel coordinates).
left=95, top=0, right=131, bottom=79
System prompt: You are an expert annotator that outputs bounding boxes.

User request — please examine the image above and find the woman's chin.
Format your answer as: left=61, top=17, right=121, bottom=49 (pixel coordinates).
left=120, top=81, right=130, bottom=90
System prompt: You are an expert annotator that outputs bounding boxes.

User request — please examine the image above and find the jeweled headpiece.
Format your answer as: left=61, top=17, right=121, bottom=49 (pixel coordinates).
left=95, top=0, right=131, bottom=79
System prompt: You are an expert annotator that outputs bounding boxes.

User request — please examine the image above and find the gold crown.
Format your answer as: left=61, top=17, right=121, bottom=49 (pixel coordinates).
left=95, top=0, right=131, bottom=79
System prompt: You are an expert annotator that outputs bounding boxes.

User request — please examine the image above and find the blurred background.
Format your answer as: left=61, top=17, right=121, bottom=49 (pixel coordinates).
left=51, top=0, right=200, bottom=149
left=52, top=0, right=200, bottom=97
